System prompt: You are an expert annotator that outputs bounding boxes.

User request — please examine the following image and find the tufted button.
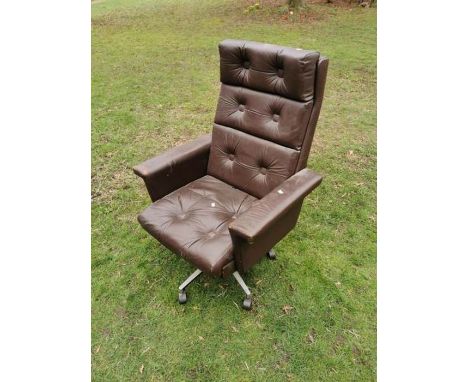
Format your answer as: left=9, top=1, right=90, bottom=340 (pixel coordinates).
left=238, top=104, right=245, bottom=112
left=277, top=68, right=284, bottom=78
left=272, top=114, right=280, bottom=122
left=207, top=231, right=216, bottom=238
left=228, top=154, right=234, bottom=161
left=243, top=61, right=250, bottom=69
left=178, top=213, right=186, bottom=219
left=260, top=167, right=267, bottom=175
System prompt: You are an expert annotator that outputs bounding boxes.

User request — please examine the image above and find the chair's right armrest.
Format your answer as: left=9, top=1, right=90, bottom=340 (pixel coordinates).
left=229, top=169, right=322, bottom=272
left=133, top=134, right=211, bottom=202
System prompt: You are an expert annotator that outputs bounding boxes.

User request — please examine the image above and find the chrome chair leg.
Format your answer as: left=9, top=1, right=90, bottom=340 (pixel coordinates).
left=178, top=268, right=202, bottom=304
left=233, top=271, right=252, bottom=310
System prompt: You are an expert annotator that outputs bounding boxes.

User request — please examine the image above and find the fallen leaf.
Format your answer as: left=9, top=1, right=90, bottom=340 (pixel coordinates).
left=335, top=281, right=341, bottom=287
left=94, top=345, right=100, bottom=354
left=231, top=326, right=239, bottom=333
left=198, top=336, right=204, bottom=341
left=139, top=364, right=144, bottom=374
left=307, top=332, right=315, bottom=344
left=345, top=329, right=360, bottom=338
left=141, top=347, right=151, bottom=355
left=282, top=305, right=294, bottom=315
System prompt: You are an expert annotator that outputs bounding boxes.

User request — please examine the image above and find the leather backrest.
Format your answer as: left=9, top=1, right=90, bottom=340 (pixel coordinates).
left=208, top=40, right=328, bottom=198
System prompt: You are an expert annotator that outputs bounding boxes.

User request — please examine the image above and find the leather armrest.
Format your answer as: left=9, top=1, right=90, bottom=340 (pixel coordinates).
left=133, top=134, right=211, bottom=202
left=229, top=168, right=322, bottom=272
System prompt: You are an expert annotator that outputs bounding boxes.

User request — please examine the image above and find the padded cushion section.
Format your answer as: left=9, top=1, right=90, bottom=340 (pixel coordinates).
left=219, top=39, right=320, bottom=102
left=215, top=84, right=313, bottom=149
left=137, top=175, right=257, bottom=276
left=207, top=124, right=300, bottom=198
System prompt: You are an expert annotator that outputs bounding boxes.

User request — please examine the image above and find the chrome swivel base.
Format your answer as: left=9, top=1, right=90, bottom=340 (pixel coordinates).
left=176, top=268, right=253, bottom=310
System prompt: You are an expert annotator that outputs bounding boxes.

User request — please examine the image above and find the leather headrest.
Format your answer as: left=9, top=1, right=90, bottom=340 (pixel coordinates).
left=219, top=39, right=320, bottom=102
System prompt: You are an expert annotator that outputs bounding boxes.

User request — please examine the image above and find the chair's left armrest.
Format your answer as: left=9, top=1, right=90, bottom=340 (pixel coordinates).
left=133, top=134, right=211, bottom=202
left=229, top=169, right=322, bottom=272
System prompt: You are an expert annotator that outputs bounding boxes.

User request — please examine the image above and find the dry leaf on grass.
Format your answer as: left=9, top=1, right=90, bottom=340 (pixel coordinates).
left=139, top=364, right=144, bottom=374
left=307, top=330, right=316, bottom=344
left=282, top=305, right=294, bottom=315
left=141, top=347, right=151, bottom=355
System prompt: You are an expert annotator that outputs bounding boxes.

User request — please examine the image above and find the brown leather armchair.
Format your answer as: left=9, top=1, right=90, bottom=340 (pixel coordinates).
left=134, top=40, right=328, bottom=310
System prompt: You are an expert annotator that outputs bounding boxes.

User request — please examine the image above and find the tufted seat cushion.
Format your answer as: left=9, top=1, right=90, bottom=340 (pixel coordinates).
left=137, top=175, right=257, bottom=276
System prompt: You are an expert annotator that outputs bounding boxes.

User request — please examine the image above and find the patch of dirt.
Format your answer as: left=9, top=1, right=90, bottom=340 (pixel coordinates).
left=332, top=333, right=346, bottom=353
left=237, top=0, right=368, bottom=25
left=92, top=163, right=133, bottom=203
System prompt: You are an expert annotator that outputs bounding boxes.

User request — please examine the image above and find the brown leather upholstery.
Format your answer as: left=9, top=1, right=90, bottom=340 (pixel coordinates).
left=215, top=84, right=313, bottom=149
left=134, top=134, right=211, bottom=202
left=208, top=124, right=299, bottom=198
left=219, top=40, right=320, bottom=102
left=134, top=40, right=328, bottom=278
left=138, top=176, right=257, bottom=276
left=229, top=169, right=322, bottom=272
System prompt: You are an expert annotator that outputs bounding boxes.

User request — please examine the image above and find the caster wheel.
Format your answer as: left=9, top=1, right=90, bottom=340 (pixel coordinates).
left=178, top=290, right=187, bottom=304
left=242, top=297, right=252, bottom=311
left=266, top=249, right=277, bottom=260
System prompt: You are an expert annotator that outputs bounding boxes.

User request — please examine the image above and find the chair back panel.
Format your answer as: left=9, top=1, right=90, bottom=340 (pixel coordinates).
left=215, top=84, right=313, bottom=150
left=219, top=39, right=320, bottom=102
left=208, top=124, right=299, bottom=199
left=208, top=40, right=328, bottom=198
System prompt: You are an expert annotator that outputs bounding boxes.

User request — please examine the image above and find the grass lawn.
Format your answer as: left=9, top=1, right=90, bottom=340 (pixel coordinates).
left=92, top=0, right=376, bottom=380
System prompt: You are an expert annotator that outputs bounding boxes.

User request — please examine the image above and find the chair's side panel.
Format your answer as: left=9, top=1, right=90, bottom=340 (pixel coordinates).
left=231, top=200, right=303, bottom=273
left=296, top=56, right=329, bottom=171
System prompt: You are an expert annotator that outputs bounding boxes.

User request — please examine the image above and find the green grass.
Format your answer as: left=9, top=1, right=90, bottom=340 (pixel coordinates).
left=92, top=0, right=376, bottom=380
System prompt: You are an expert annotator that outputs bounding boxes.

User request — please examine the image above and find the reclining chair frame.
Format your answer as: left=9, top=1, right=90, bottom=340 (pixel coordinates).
left=134, top=40, right=328, bottom=310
